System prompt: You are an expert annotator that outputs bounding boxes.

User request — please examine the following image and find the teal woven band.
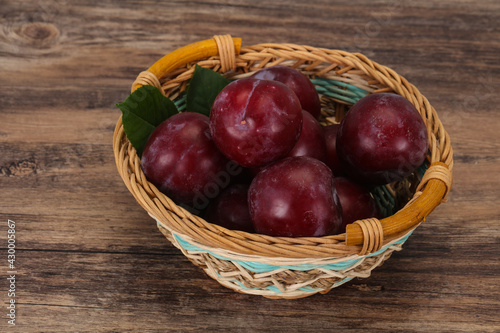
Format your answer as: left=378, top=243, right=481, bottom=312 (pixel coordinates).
left=173, top=231, right=413, bottom=274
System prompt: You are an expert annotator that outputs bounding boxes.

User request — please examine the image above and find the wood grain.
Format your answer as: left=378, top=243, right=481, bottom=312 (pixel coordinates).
left=1, top=0, right=499, bottom=332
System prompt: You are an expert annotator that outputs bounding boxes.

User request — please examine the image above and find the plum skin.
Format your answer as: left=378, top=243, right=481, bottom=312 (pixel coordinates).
left=210, top=78, right=303, bottom=168
left=323, top=123, right=344, bottom=176
left=250, top=65, right=322, bottom=119
left=204, top=184, right=254, bottom=233
left=336, top=93, right=429, bottom=185
left=333, top=177, right=381, bottom=233
left=286, top=110, right=327, bottom=162
left=141, top=112, right=230, bottom=207
left=244, top=110, right=327, bottom=178
left=248, top=156, right=342, bottom=237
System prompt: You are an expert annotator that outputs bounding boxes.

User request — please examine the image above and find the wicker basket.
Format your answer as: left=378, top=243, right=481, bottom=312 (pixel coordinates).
left=113, top=35, right=453, bottom=299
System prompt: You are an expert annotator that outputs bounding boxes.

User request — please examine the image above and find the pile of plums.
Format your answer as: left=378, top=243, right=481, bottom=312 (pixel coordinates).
left=141, top=66, right=429, bottom=237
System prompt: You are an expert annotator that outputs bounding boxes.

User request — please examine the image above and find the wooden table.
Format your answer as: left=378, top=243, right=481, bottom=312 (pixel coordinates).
left=1, top=1, right=499, bottom=332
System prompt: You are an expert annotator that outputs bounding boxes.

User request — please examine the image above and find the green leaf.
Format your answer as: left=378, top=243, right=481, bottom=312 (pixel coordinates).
left=116, top=85, right=178, bottom=156
left=186, top=64, right=230, bottom=116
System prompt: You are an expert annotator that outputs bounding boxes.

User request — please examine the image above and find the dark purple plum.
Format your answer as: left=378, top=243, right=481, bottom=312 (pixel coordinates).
left=204, top=184, right=254, bottom=232
left=333, top=177, right=381, bottom=233
left=141, top=112, right=230, bottom=207
left=250, top=65, right=322, bottom=119
left=248, top=156, right=342, bottom=237
left=248, top=111, right=327, bottom=177
left=286, top=110, right=327, bottom=162
left=336, top=93, right=428, bottom=185
left=323, top=123, right=344, bottom=176
left=210, top=78, right=303, bottom=168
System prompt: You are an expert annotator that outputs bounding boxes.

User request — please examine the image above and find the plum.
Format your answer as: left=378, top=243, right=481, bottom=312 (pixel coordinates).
left=250, top=65, right=322, bottom=119
left=248, top=110, right=326, bottom=177
left=248, top=156, right=342, bottom=237
left=141, top=112, right=230, bottom=208
left=210, top=78, right=303, bottom=168
left=336, top=93, right=428, bottom=185
left=286, top=110, right=327, bottom=162
left=333, top=177, right=381, bottom=233
left=323, top=123, right=344, bottom=176
left=204, top=184, right=254, bottom=232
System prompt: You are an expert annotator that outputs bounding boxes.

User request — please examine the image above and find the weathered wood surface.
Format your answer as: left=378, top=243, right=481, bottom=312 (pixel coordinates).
left=1, top=0, right=499, bottom=332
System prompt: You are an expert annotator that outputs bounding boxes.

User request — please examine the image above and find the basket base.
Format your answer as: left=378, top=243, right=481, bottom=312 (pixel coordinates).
left=204, top=269, right=332, bottom=299
left=155, top=219, right=408, bottom=299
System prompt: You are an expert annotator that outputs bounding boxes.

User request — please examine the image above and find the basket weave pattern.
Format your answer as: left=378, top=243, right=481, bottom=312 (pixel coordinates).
left=157, top=222, right=412, bottom=297
left=113, top=35, right=453, bottom=298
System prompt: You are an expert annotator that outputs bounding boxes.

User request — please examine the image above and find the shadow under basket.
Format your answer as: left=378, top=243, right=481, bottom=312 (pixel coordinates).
left=113, top=35, right=453, bottom=299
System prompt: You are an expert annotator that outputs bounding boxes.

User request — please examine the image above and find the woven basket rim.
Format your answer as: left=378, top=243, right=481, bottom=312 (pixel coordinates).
left=113, top=35, right=453, bottom=259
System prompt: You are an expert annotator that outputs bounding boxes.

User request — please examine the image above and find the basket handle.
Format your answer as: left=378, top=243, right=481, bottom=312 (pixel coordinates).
left=346, top=162, right=453, bottom=252
left=131, top=35, right=242, bottom=93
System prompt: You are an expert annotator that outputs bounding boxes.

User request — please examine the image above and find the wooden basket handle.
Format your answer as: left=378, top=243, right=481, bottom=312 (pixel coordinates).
left=346, top=162, right=453, bottom=252
left=131, top=35, right=242, bottom=93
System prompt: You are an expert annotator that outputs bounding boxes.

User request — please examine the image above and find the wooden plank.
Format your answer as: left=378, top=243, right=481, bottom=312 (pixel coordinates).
left=0, top=0, right=499, bottom=331
left=3, top=250, right=499, bottom=332
left=1, top=156, right=499, bottom=331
